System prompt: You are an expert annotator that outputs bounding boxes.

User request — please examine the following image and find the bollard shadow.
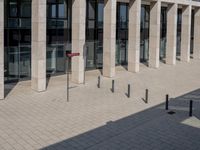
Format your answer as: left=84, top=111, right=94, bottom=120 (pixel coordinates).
left=125, top=93, right=129, bottom=98
left=142, top=98, right=148, bottom=104
left=41, top=89, right=200, bottom=150
left=110, top=88, right=114, bottom=93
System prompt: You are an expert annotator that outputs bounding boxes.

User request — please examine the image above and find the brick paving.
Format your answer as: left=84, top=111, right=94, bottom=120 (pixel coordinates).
left=0, top=60, right=200, bottom=150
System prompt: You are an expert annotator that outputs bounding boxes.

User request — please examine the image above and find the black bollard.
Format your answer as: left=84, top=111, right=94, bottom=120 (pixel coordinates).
left=145, top=89, right=148, bottom=103
left=97, top=76, right=100, bottom=88
left=112, top=80, right=115, bottom=93
left=165, top=94, right=169, bottom=110
left=127, top=84, right=131, bottom=98
left=189, top=100, right=193, bottom=117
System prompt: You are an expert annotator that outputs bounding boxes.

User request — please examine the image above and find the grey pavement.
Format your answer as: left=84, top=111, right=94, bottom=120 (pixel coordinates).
left=0, top=60, right=200, bottom=150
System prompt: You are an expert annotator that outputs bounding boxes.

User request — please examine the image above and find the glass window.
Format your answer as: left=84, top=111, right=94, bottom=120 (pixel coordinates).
left=86, top=0, right=104, bottom=69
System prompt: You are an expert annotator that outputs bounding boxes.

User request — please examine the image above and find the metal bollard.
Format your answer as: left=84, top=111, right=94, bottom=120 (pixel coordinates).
left=189, top=100, right=193, bottom=117
left=97, top=76, right=100, bottom=88
left=112, top=80, right=115, bottom=93
left=166, top=94, right=169, bottom=110
left=127, top=84, right=131, bottom=98
left=145, top=89, right=148, bottom=103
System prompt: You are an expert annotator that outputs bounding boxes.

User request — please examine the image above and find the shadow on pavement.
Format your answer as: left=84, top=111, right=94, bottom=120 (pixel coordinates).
left=41, top=89, right=200, bottom=150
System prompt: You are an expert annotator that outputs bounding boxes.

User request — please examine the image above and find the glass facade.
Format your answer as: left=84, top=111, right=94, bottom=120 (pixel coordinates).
left=86, top=0, right=104, bottom=70
left=47, top=0, right=72, bottom=75
left=4, top=0, right=32, bottom=83
left=3, top=1, right=196, bottom=85
left=140, top=5, right=150, bottom=63
left=116, top=2, right=128, bottom=66
left=191, top=9, right=195, bottom=56
left=177, top=8, right=182, bottom=57
left=160, top=7, right=167, bottom=61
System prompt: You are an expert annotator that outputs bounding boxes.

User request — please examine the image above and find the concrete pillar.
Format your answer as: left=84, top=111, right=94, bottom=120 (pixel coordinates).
left=128, top=0, right=141, bottom=73
left=166, top=3, right=177, bottom=65
left=103, top=0, right=116, bottom=77
left=181, top=5, right=191, bottom=62
left=0, top=0, right=4, bottom=99
left=149, top=1, right=161, bottom=68
left=71, top=0, right=86, bottom=83
left=193, top=8, right=200, bottom=59
left=31, top=0, right=46, bottom=92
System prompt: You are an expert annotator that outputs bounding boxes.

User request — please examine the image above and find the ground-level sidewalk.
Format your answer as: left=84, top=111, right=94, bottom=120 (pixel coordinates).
left=0, top=60, right=200, bottom=150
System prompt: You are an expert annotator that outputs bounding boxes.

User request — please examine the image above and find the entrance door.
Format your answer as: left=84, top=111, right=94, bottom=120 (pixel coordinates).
left=140, top=5, right=150, bottom=63
left=160, top=7, right=167, bottom=61
left=86, top=0, right=104, bottom=70
left=116, top=2, right=128, bottom=66
left=4, top=0, right=32, bottom=83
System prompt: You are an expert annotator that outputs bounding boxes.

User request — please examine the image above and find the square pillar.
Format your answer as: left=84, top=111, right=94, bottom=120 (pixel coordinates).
left=71, top=0, right=86, bottom=84
left=166, top=3, right=177, bottom=65
left=181, top=5, right=191, bottom=62
left=149, top=1, right=161, bottom=68
left=0, top=0, right=4, bottom=99
left=31, top=0, right=47, bottom=92
left=103, top=0, right=116, bottom=78
left=128, top=0, right=141, bottom=73
left=193, top=8, right=200, bottom=59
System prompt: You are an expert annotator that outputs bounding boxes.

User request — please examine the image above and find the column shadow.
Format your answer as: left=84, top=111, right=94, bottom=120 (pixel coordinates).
left=41, top=89, right=200, bottom=150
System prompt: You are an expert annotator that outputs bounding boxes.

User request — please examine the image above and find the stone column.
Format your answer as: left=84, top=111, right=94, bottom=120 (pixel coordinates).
left=149, top=1, right=161, bottom=68
left=193, top=8, right=200, bottom=59
left=0, top=0, right=4, bottom=99
left=71, top=0, right=86, bottom=83
left=181, top=5, right=191, bottom=62
left=31, top=0, right=46, bottom=92
left=103, top=0, right=116, bottom=77
left=128, top=0, right=141, bottom=73
left=166, top=3, right=177, bottom=65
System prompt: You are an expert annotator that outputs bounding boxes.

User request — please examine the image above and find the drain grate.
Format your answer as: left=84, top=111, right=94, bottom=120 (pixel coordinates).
left=168, top=111, right=176, bottom=115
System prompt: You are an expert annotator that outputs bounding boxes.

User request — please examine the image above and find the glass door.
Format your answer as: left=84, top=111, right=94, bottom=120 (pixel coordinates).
left=140, top=5, right=150, bottom=63
left=47, top=0, right=72, bottom=75
left=86, top=0, right=104, bottom=70
left=177, top=9, right=182, bottom=57
left=160, top=7, right=167, bottom=61
left=4, top=0, right=32, bottom=83
left=116, top=2, right=128, bottom=66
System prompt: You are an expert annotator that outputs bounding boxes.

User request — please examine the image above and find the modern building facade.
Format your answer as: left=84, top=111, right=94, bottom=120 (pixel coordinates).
left=0, top=0, right=200, bottom=99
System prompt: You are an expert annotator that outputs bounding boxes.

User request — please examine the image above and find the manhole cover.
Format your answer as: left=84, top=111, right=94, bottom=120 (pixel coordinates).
left=168, top=111, right=176, bottom=115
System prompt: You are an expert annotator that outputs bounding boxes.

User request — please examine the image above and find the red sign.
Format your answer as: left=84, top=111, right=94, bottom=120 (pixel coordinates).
left=66, top=53, right=80, bottom=57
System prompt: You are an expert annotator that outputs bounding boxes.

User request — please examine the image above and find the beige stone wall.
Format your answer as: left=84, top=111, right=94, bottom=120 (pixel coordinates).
left=103, top=0, right=117, bottom=78
left=71, top=0, right=86, bottom=84
left=166, top=3, right=177, bottom=65
left=181, top=5, right=192, bottom=62
left=31, top=0, right=47, bottom=92
left=149, top=1, right=161, bottom=68
left=193, top=8, right=200, bottom=59
left=128, top=0, right=141, bottom=73
left=0, top=0, right=4, bottom=99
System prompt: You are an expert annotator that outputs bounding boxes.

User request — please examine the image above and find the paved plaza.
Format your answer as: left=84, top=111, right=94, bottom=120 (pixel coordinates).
left=0, top=60, right=200, bottom=150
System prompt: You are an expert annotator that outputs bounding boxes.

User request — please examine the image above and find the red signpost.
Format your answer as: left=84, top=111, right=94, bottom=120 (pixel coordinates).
left=66, top=52, right=80, bottom=102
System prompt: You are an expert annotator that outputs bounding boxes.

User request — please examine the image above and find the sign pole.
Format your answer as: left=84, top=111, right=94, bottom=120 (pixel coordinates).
left=66, top=52, right=80, bottom=102
left=67, top=57, right=69, bottom=102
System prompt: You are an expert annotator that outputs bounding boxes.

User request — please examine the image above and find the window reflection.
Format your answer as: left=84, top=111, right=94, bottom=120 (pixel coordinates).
left=4, top=0, right=32, bottom=82
left=140, top=5, right=150, bottom=63
left=86, top=0, right=104, bottom=70
left=47, top=0, right=72, bottom=75
left=116, top=2, right=128, bottom=66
